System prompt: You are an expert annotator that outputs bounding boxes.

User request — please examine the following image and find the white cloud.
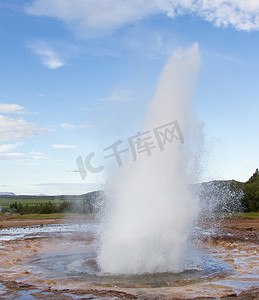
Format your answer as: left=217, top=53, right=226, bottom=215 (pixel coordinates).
left=0, top=142, right=23, bottom=153
left=0, top=152, right=27, bottom=160
left=0, top=148, right=48, bottom=161
left=28, top=40, right=80, bottom=69
left=52, top=144, right=77, bottom=149
left=204, top=49, right=243, bottom=64
left=28, top=41, right=65, bottom=69
left=244, top=159, right=253, bottom=162
left=0, top=152, right=47, bottom=160
left=0, top=104, right=25, bottom=114
left=29, top=151, right=44, bottom=155
left=26, top=0, right=157, bottom=37
left=0, top=115, right=42, bottom=142
left=26, top=0, right=259, bottom=36
left=103, top=90, right=134, bottom=102
left=61, top=122, right=93, bottom=129
left=31, top=155, right=47, bottom=160
left=29, top=151, right=48, bottom=160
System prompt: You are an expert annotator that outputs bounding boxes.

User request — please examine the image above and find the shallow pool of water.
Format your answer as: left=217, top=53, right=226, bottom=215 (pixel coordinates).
left=27, top=230, right=233, bottom=288
left=0, top=223, right=98, bottom=243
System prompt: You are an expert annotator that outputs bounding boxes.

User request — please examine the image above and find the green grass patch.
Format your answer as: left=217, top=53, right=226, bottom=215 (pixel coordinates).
left=241, top=211, right=259, bottom=219
left=0, top=197, right=65, bottom=209
left=8, top=213, right=93, bottom=220
left=232, top=212, right=259, bottom=219
left=8, top=213, right=68, bottom=219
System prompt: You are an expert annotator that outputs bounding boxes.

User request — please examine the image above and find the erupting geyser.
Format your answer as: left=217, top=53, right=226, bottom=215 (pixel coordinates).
left=98, top=44, right=201, bottom=274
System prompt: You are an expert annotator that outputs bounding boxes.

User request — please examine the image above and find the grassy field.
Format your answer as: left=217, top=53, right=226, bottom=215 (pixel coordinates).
left=1, top=196, right=258, bottom=219
left=7, top=213, right=94, bottom=219
left=8, top=213, right=68, bottom=219
left=1, top=210, right=258, bottom=220
left=234, top=211, right=259, bottom=219
left=0, top=196, right=78, bottom=210
left=0, top=212, right=94, bottom=220
left=14, top=212, right=258, bottom=220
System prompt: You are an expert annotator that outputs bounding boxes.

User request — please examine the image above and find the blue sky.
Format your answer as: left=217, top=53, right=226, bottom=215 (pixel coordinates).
left=0, top=0, right=258, bottom=195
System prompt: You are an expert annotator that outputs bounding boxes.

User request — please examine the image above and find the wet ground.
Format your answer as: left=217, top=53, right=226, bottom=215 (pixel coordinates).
left=0, top=218, right=258, bottom=299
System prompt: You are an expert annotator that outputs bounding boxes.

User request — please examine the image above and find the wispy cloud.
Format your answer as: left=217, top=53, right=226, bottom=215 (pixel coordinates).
left=0, top=152, right=27, bottom=160
left=0, top=104, right=25, bottom=114
left=0, top=142, right=23, bottom=152
left=61, top=122, right=93, bottom=129
left=244, top=159, right=253, bottom=162
left=29, top=151, right=44, bottom=156
left=122, top=26, right=172, bottom=60
left=52, top=144, right=77, bottom=149
left=29, top=151, right=48, bottom=160
left=204, top=49, right=243, bottom=64
left=28, top=40, right=80, bottom=69
left=26, top=0, right=156, bottom=37
left=28, top=41, right=65, bottom=69
left=26, top=0, right=259, bottom=37
left=0, top=151, right=48, bottom=161
left=31, top=182, right=103, bottom=195
left=0, top=115, right=43, bottom=142
left=31, top=155, right=47, bottom=160
left=0, top=144, right=49, bottom=160
left=103, top=90, right=134, bottom=102
left=32, top=182, right=103, bottom=195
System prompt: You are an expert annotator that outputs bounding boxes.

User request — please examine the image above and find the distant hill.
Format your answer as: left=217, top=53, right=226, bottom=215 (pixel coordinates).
left=0, top=192, right=16, bottom=197
left=199, top=170, right=259, bottom=212
left=196, top=179, right=244, bottom=214
left=1, top=170, right=258, bottom=213
left=242, top=169, right=259, bottom=211
left=0, top=190, right=106, bottom=214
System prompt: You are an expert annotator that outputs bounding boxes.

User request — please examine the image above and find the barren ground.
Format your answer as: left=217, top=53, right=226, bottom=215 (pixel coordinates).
left=0, top=216, right=258, bottom=299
